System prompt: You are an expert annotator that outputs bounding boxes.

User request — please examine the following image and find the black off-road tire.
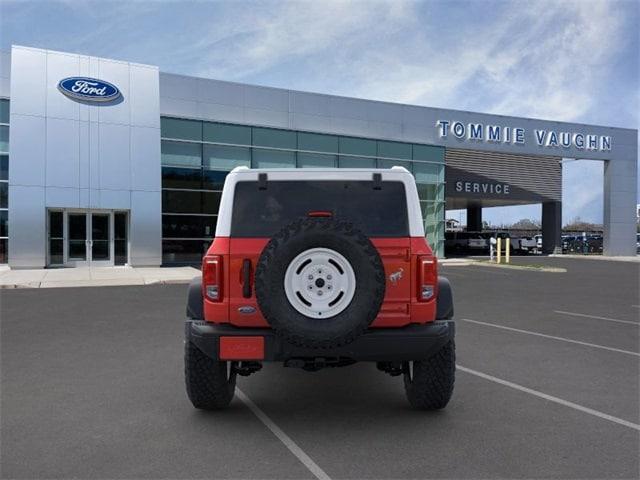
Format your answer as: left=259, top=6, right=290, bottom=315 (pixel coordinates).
left=403, top=341, right=456, bottom=410
left=184, top=341, right=236, bottom=410
left=255, top=217, right=385, bottom=349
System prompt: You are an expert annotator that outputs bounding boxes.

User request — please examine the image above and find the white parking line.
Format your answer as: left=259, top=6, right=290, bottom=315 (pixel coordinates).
left=461, top=318, right=640, bottom=357
left=237, top=389, right=331, bottom=480
left=554, top=310, right=640, bottom=326
left=457, top=365, right=640, bottom=431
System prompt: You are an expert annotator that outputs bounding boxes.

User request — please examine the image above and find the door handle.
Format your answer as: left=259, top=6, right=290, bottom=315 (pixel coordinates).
left=242, top=259, right=252, bottom=298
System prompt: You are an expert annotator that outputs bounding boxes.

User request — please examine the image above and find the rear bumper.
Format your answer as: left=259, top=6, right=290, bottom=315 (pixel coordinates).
left=185, top=320, right=455, bottom=362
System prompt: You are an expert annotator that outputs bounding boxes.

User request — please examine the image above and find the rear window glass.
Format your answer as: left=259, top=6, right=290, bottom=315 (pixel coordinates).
left=231, top=180, right=409, bottom=237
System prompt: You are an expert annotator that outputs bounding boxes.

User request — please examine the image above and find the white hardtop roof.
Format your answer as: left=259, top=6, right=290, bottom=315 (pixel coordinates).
left=215, top=166, right=425, bottom=237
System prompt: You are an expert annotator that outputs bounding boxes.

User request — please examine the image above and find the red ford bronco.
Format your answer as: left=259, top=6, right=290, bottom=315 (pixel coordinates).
left=185, top=167, right=455, bottom=410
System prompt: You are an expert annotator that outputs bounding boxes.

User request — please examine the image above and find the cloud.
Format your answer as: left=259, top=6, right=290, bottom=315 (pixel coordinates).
left=345, top=0, right=627, bottom=123
left=173, top=0, right=633, bottom=130
left=190, top=0, right=419, bottom=81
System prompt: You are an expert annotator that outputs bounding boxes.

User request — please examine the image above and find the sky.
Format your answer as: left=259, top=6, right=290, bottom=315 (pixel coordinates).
left=1, top=0, right=638, bottom=226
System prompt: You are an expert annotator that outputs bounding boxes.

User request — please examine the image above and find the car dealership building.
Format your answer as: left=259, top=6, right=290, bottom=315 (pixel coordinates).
left=0, top=45, right=637, bottom=268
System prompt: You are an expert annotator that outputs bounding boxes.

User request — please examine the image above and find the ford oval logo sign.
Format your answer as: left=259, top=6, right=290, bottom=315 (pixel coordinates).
left=237, top=306, right=256, bottom=315
left=58, top=77, right=121, bottom=102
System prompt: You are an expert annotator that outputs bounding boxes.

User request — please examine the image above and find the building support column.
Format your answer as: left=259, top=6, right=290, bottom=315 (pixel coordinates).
left=603, top=155, right=637, bottom=256
left=542, top=201, right=562, bottom=254
left=467, top=205, right=482, bottom=232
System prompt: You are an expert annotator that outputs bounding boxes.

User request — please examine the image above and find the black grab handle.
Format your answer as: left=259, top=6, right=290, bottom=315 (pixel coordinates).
left=242, top=259, right=252, bottom=298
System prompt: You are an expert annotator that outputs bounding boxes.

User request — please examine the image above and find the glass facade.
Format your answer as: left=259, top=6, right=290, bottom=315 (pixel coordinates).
left=160, top=117, right=445, bottom=264
left=0, top=99, right=8, bottom=264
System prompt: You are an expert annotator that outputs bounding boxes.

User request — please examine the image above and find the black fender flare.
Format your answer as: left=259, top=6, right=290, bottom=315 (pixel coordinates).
left=436, top=276, right=454, bottom=320
left=186, top=276, right=204, bottom=320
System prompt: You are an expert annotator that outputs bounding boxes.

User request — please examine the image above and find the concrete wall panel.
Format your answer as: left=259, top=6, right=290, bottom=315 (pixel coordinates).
left=46, top=117, right=79, bottom=188
left=46, top=186, right=79, bottom=208
left=243, top=107, right=288, bottom=128
left=8, top=185, right=46, bottom=267
left=100, top=189, right=131, bottom=210
left=160, top=73, right=199, bottom=102
left=130, top=126, right=161, bottom=191
left=244, top=85, right=288, bottom=112
left=130, top=66, right=160, bottom=128
left=197, top=102, right=244, bottom=124
left=78, top=121, right=90, bottom=188
left=98, top=122, right=130, bottom=190
left=291, top=92, right=330, bottom=117
left=197, top=78, right=244, bottom=106
left=291, top=113, right=332, bottom=133
left=129, top=190, right=161, bottom=266
left=9, top=114, right=45, bottom=186
left=10, top=47, right=46, bottom=117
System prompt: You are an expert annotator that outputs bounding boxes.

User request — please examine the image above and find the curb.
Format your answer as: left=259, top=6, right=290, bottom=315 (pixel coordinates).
left=471, top=262, right=566, bottom=273
left=0, top=278, right=194, bottom=289
left=550, top=254, right=640, bottom=263
left=439, top=259, right=474, bottom=267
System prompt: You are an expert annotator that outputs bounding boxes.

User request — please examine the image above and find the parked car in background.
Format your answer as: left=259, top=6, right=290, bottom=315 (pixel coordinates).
left=518, top=236, right=538, bottom=254
left=467, top=232, right=488, bottom=252
left=445, top=231, right=489, bottom=255
left=563, top=234, right=603, bottom=254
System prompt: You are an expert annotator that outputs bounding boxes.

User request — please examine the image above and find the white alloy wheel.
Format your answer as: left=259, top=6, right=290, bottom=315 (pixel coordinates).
left=284, top=247, right=356, bottom=318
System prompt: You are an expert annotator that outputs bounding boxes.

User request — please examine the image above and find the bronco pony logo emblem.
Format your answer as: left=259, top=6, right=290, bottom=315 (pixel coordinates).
left=389, top=268, right=403, bottom=285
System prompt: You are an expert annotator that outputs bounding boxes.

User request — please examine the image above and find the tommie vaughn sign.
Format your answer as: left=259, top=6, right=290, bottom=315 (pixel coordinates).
left=58, top=77, right=121, bottom=102
left=436, top=120, right=612, bottom=152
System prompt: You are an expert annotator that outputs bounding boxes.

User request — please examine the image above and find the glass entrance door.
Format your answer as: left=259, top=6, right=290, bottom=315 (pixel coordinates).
left=90, top=213, right=111, bottom=265
left=49, top=210, right=129, bottom=267
left=67, top=213, right=88, bottom=266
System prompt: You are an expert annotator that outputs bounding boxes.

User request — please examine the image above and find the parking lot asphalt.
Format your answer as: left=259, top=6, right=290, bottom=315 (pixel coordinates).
left=2, top=257, right=639, bottom=479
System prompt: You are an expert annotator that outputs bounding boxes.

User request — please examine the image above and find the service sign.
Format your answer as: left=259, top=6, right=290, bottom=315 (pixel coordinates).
left=58, top=77, right=121, bottom=102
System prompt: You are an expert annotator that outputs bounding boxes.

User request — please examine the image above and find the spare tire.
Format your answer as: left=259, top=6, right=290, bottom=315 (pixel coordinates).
left=255, top=217, right=385, bottom=349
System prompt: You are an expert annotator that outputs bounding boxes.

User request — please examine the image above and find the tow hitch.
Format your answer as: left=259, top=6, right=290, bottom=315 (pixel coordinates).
left=284, top=357, right=356, bottom=371
left=232, top=362, right=262, bottom=376
left=376, top=361, right=405, bottom=376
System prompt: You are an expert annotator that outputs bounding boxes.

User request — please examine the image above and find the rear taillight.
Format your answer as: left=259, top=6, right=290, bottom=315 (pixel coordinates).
left=203, top=254, right=223, bottom=302
left=307, top=210, right=333, bottom=217
left=417, top=255, right=437, bottom=301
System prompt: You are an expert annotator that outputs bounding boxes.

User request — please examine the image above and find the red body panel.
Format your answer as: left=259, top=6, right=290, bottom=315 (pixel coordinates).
left=203, top=236, right=437, bottom=328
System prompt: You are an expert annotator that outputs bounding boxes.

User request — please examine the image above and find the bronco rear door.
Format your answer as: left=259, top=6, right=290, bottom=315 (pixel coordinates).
left=226, top=178, right=412, bottom=328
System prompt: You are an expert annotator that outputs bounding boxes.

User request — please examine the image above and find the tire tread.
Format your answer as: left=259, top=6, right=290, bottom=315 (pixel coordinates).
left=184, top=341, right=236, bottom=410
left=404, top=341, right=456, bottom=410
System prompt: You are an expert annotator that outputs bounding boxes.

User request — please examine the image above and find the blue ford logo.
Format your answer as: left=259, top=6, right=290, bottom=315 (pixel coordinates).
left=58, top=77, right=121, bottom=102
left=238, top=306, right=256, bottom=315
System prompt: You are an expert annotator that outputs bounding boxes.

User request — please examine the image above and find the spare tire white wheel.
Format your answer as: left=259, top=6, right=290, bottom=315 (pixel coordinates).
left=255, top=217, right=386, bottom=349
left=284, top=247, right=356, bottom=319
